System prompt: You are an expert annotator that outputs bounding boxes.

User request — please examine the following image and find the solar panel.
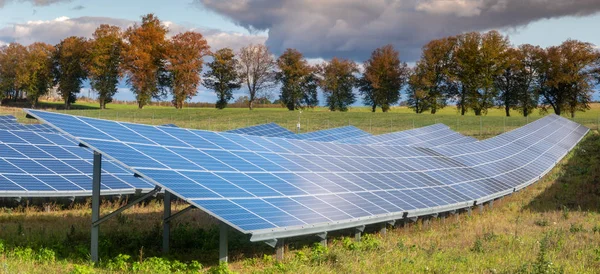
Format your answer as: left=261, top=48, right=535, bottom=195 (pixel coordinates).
left=160, top=124, right=179, bottom=127
left=225, top=123, right=295, bottom=137
left=0, top=115, right=59, bottom=133
left=336, top=124, right=478, bottom=147
left=0, top=128, right=155, bottom=197
left=25, top=109, right=587, bottom=242
left=284, top=126, right=371, bottom=142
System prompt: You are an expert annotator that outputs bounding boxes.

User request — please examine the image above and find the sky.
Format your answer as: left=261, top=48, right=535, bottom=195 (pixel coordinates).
left=0, top=0, right=599, bottom=104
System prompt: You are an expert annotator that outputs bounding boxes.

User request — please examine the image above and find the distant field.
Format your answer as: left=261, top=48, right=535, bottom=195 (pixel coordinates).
left=2, top=101, right=600, bottom=138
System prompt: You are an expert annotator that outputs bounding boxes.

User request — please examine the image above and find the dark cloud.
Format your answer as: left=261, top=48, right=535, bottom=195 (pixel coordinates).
left=0, top=0, right=72, bottom=8
left=197, top=0, right=600, bottom=61
left=71, top=4, right=84, bottom=10
left=0, top=16, right=266, bottom=51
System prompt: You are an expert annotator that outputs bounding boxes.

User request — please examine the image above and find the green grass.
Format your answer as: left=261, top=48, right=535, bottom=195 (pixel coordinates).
left=1, top=103, right=600, bottom=273
left=2, top=101, right=600, bottom=138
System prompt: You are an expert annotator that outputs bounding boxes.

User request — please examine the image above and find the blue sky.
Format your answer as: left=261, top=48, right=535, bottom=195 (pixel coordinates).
left=0, top=0, right=598, bottom=104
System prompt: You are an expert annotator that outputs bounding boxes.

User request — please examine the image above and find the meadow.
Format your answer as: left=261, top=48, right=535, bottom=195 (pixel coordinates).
left=0, top=103, right=599, bottom=273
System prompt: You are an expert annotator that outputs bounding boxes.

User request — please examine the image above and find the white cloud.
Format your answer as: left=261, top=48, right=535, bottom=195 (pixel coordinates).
left=415, top=0, right=485, bottom=17
left=0, top=16, right=266, bottom=51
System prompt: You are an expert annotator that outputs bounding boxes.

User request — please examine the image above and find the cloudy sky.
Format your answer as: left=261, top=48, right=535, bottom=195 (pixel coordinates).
left=0, top=0, right=599, bottom=103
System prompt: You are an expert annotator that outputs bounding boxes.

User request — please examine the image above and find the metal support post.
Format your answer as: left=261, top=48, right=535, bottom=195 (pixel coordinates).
left=162, top=191, right=171, bottom=254
left=275, top=238, right=285, bottom=261
left=316, top=232, right=327, bottom=247
left=380, top=223, right=387, bottom=235
left=488, top=200, right=494, bottom=210
left=219, top=222, right=228, bottom=262
left=440, top=212, right=446, bottom=224
left=355, top=225, right=365, bottom=242
left=478, top=204, right=484, bottom=214
left=467, top=207, right=472, bottom=217
left=91, top=152, right=101, bottom=263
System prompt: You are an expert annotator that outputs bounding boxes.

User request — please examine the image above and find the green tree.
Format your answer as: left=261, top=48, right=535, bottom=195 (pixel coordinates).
left=537, top=40, right=598, bottom=117
left=472, top=30, right=510, bottom=115
left=88, top=24, right=123, bottom=109
left=316, top=57, right=358, bottom=111
left=360, top=44, right=408, bottom=112
left=276, top=48, right=318, bottom=110
left=53, top=36, right=89, bottom=109
left=0, top=43, right=28, bottom=102
left=407, top=37, right=457, bottom=114
left=238, top=44, right=276, bottom=110
left=167, top=31, right=210, bottom=109
left=122, top=14, right=169, bottom=109
left=494, top=47, right=522, bottom=117
left=453, top=32, right=482, bottom=115
left=24, top=42, right=55, bottom=108
left=203, top=48, right=241, bottom=109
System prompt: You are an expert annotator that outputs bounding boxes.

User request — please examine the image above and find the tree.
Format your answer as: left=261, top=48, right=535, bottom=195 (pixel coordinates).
left=203, top=48, right=241, bottom=109
left=167, top=31, right=210, bottom=109
left=407, top=37, right=457, bottom=114
left=473, top=30, right=510, bottom=115
left=537, top=40, right=598, bottom=117
left=53, top=36, right=89, bottom=109
left=513, top=44, right=542, bottom=117
left=88, top=24, right=123, bottom=109
left=316, top=57, right=358, bottom=111
left=238, top=44, right=276, bottom=110
left=24, top=42, right=55, bottom=108
left=122, top=14, right=169, bottom=109
left=276, top=48, right=318, bottom=110
left=494, top=47, right=522, bottom=117
left=453, top=32, right=481, bottom=115
left=0, top=43, right=28, bottom=102
left=360, top=44, right=408, bottom=112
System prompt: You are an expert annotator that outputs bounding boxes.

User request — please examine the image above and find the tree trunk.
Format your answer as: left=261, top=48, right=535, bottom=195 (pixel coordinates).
left=461, top=104, right=466, bottom=116
left=249, top=100, right=254, bottom=110
left=138, top=101, right=144, bottom=109
left=554, top=106, right=560, bottom=115
left=100, top=98, right=105, bottom=110
left=371, top=104, right=376, bottom=112
left=505, top=105, right=510, bottom=117
left=571, top=111, right=575, bottom=119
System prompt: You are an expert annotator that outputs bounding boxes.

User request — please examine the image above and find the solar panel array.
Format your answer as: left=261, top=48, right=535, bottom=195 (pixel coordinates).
left=26, top=109, right=588, bottom=241
left=0, top=128, right=154, bottom=197
left=225, top=123, right=295, bottom=137
left=337, top=124, right=478, bottom=147
left=283, top=126, right=371, bottom=142
left=0, top=115, right=59, bottom=133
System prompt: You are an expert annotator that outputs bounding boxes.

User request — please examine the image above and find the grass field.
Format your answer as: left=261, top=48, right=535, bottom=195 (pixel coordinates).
left=2, top=101, right=600, bottom=138
left=0, top=102, right=600, bottom=273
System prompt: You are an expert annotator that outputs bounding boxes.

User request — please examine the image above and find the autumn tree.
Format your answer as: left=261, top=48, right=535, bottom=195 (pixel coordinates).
left=407, top=37, right=457, bottom=114
left=203, top=48, right=241, bottom=109
left=316, top=57, right=358, bottom=111
left=24, top=42, right=55, bottom=107
left=88, top=24, right=123, bottom=109
left=276, top=48, right=318, bottom=110
left=537, top=40, right=598, bottom=117
left=360, top=45, right=409, bottom=112
left=122, top=14, right=169, bottom=109
left=0, top=43, right=28, bottom=102
left=167, top=31, right=210, bottom=109
left=452, top=32, right=481, bottom=115
left=238, top=44, right=276, bottom=110
left=53, top=36, right=89, bottom=109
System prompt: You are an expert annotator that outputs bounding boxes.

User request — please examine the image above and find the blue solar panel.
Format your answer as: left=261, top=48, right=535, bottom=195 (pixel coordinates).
left=336, top=124, right=478, bottom=147
left=25, top=109, right=588, bottom=241
left=225, top=123, right=295, bottom=137
left=0, top=128, right=154, bottom=197
left=284, top=126, right=371, bottom=142
left=160, top=124, right=179, bottom=127
left=0, top=115, right=59, bottom=133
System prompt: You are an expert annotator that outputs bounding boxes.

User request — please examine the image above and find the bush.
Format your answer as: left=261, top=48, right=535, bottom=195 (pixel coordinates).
left=36, top=248, right=56, bottom=263
left=106, top=254, right=131, bottom=271
left=207, top=261, right=235, bottom=274
left=70, top=264, right=95, bottom=274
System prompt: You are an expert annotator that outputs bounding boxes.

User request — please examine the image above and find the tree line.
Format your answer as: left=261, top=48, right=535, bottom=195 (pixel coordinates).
left=1, top=14, right=598, bottom=116
left=407, top=31, right=600, bottom=117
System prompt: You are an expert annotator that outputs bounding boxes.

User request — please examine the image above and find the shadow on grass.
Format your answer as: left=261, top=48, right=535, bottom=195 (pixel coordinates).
left=526, top=132, right=600, bottom=212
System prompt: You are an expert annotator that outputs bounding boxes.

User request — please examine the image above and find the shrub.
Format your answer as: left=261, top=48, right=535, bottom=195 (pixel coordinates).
left=106, top=254, right=131, bottom=271
left=36, top=247, right=56, bottom=263
left=207, top=261, right=235, bottom=274
left=471, top=237, right=484, bottom=253
left=70, top=264, right=95, bottom=274
left=569, top=223, right=585, bottom=233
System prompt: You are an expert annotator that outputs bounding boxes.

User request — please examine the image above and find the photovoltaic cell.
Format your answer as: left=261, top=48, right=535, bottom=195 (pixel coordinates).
left=25, top=109, right=587, bottom=241
left=0, top=128, right=155, bottom=197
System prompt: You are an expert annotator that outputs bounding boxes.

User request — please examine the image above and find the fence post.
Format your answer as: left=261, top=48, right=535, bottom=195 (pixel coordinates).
left=503, top=116, right=506, bottom=133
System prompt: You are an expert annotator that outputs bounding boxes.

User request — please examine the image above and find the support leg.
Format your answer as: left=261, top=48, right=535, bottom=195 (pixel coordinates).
left=162, top=191, right=171, bottom=254
left=380, top=223, right=387, bottom=235
left=219, top=222, right=228, bottom=263
left=354, top=226, right=365, bottom=242
left=478, top=204, right=484, bottom=214
left=488, top=200, right=494, bottom=210
left=275, top=238, right=285, bottom=261
left=91, top=152, right=101, bottom=263
left=316, top=232, right=327, bottom=247
left=467, top=207, right=472, bottom=217
left=440, top=212, right=446, bottom=224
